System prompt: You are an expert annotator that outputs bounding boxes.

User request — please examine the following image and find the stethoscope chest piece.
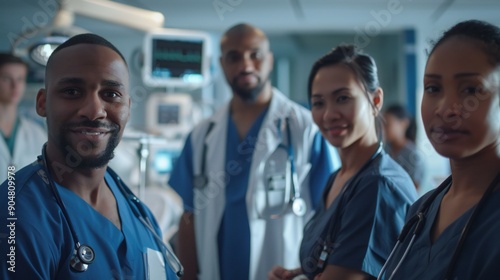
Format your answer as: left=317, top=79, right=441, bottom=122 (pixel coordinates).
left=292, top=197, right=307, bottom=217
left=70, top=243, right=95, bottom=272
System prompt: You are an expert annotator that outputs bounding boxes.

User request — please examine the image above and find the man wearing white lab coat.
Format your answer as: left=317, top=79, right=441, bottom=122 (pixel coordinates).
left=0, top=53, right=46, bottom=183
left=169, top=23, right=338, bottom=280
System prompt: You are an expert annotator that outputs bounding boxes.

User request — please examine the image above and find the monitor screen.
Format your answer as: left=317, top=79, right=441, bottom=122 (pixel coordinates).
left=143, top=28, right=211, bottom=87
left=146, top=93, right=194, bottom=140
left=157, top=104, right=180, bottom=125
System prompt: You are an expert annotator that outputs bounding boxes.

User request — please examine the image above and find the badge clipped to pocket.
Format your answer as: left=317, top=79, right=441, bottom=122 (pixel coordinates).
left=144, top=247, right=167, bottom=280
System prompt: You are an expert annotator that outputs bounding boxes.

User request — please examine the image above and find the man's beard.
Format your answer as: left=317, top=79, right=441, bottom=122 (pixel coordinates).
left=230, top=73, right=269, bottom=102
left=59, top=120, right=121, bottom=169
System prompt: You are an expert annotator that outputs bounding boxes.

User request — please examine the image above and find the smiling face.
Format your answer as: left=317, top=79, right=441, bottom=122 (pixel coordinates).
left=422, top=36, right=500, bottom=159
left=36, top=44, right=130, bottom=169
left=220, top=29, right=273, bottom=102
left=310, top=64, right=381, bottom=149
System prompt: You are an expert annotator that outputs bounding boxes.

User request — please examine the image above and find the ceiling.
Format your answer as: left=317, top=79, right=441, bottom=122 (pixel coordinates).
left=2, top=0, right=500, bottom=43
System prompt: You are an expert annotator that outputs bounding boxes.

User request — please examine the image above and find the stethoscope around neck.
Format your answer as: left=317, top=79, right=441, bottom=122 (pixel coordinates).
left=315, top=142, right=383, bottom=272
left=266, top=117, right=307, bottom=218
left=192, top=117, right=307, bottom=218
left=39, top=145, right=184, bottom=277
left=377, top=172, right=500, bottom=280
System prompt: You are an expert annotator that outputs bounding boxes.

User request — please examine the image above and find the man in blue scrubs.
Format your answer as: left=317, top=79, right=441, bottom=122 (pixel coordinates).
left=0, top=34, right=180, bottom=279
left=169, top=23, right=338, bottom=280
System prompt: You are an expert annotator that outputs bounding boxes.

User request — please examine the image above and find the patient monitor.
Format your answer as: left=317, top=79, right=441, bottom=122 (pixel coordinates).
left=146, top=93, right=195, bottom=139
left=142, top=28, right=211, bottom=87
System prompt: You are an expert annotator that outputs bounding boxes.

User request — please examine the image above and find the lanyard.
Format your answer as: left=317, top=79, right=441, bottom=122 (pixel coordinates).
left=317, top=143, right=383, bottom=270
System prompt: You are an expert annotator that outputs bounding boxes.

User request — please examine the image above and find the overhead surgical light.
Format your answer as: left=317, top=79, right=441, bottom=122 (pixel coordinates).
left=12, top=0, right=165, bottom=67
left=28, top=36, right=69, bottom=66
left=13, top=25, right=89, bottom=67
left=63, top=0, right=165, bottom=33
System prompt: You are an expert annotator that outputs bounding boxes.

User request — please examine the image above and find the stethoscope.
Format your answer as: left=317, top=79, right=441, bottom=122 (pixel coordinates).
left=271, top=117, right=307, bottom=218
left=377, top=172, right=500, bottom=280
left=38, top=145, right=184, bottom=277
left=192, top=118, right=307, bottom=218
left=315, top=142, right=384, bottom=272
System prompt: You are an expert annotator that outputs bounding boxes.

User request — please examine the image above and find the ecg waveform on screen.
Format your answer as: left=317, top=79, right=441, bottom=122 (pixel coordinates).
left=153, top=52, right=201, bottom=63
left=152, top=39, right=203, bottom=79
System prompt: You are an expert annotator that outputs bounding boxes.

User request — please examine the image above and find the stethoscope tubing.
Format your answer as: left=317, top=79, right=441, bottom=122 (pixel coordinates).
left=195, top=117, right=306, bottom=218
left=378, top=172, right=500, bottom=280
left=112, top=169, right=184, bottom=277
left=40, top=145, right=183, bottom=277
left=316, top=142, right=384, bottom=271
left=40, top=146, right=89, bottom=261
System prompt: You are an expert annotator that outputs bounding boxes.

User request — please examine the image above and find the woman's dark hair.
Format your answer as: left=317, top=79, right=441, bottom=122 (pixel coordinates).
left=307, top=44, right=382, bottom=138
left=429, top=19, right=500, bottom=65
left=308, top=44, right=380, bottom=100
left=385, top=104, right=417, bottom=142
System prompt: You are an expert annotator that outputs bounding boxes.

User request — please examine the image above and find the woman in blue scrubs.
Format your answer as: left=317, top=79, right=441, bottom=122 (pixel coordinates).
left=379, top=19, right=500, bottom=280
left=269, top=45, right=417, bottom=280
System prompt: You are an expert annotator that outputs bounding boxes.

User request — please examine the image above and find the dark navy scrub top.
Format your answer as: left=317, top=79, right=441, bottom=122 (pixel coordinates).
left=382, top=180, right=500, bottom=280
left=299, top=151, right=417, bottom=279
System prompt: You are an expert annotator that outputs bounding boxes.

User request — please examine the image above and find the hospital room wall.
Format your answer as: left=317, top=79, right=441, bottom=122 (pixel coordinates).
left=267, top=32, right=405, bottom=108
left=14, top=25, right=447, bottom=194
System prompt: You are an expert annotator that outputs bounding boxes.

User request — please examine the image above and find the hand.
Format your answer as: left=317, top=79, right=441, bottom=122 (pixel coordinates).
left=313, top=272, right=322, bottom=280
left=268, top=266, right=302, bottom=280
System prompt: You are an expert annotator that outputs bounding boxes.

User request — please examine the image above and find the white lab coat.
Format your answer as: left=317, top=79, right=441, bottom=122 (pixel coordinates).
left=0, top=117, right=46, bottom=183
left=190, top=89, right=318, bottom=280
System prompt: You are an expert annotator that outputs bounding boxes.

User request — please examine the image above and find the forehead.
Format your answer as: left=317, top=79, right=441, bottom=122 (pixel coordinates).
left=220, top=31, right=269, bottom=54
left=47, top=44, right=128, bottom=83
left=0, top=63, right=27, bottom=73
left=426, top=37, right=495, bottom=74
left=313, top=64, right=358, bottom=88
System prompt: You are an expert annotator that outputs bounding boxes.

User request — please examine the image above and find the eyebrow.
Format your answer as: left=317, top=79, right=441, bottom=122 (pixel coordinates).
left=311, top=87, right=349, bottom=98
left=101, top=79, right=125, bottom=88
left=56, top=77, right=124, bottom=88
left=224, top=47, right=262, bottom=55
left=424, top=72, right=481, bottom=79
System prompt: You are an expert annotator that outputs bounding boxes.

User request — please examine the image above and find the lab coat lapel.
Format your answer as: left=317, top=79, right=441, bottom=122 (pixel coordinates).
left=246, top=89, right=291, bottom=280
left=193, top=104, right=229, bottom=280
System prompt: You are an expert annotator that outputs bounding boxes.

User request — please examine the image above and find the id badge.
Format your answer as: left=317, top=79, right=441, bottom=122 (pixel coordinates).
left=144, top=247, right=167, bottom=280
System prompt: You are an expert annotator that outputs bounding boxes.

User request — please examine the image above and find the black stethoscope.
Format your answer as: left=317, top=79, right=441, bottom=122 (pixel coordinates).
left=38, top=145, right=184, bottom=277
left=192, top=118, right=307, bottom=218
left=377, top=172, right=500, bottom=280
left=315, top=143, right=383, bottom=271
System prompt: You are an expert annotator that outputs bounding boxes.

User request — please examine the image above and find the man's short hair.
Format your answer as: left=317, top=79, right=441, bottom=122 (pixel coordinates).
left=46, top=33, right=127, bottom=69
left=0, top=53, right=28, bottom=69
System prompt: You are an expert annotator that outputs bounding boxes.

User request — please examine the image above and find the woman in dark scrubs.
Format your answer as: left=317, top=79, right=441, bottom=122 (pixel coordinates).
left=269, top=45, right=417, bottom=280
left=379, top=19, right=500, bottom=280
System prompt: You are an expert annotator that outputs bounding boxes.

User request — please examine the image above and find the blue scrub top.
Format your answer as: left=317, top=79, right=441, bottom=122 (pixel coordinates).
left=299, top=151, right=417, bottom=279
left=382, top=182, right=500, bottom=280
left=216, top=108, right=268, bottom=280
left=169, top=112, right=336, bottom=280
left=0, top=161, right=178, bottom=279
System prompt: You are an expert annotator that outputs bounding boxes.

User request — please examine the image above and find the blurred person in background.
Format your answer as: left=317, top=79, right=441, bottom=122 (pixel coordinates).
left=0, top=53, right=46, bottom=183
left=169, top=23, right=338, bottom=280
left=383, top=104, right=426, bottom=190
